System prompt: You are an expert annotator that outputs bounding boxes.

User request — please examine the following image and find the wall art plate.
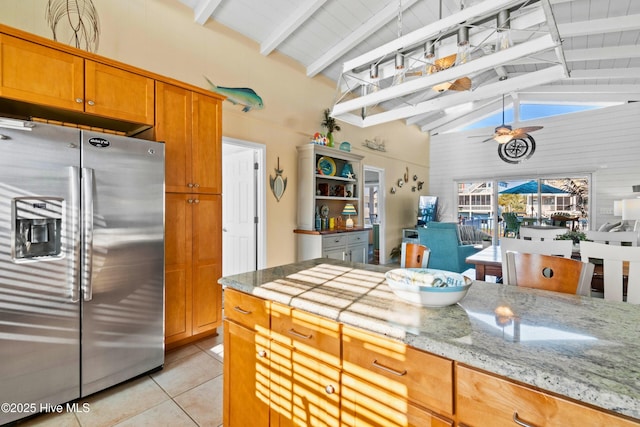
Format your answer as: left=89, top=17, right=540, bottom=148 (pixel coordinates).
left=317, top=156, right=336, bottom=176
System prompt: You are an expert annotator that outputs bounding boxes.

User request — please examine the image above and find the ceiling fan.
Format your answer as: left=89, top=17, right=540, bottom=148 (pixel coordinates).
left=474, top=95, right=543, bottom=143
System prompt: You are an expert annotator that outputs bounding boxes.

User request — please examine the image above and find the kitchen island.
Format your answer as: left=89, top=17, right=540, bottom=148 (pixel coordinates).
left=219, top=258, right=640, bottom=426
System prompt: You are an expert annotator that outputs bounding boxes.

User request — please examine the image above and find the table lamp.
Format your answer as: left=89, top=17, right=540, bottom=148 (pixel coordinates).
left=622, top=198, right=640, bottom=232
left=341, top=203, right=357, bottom=229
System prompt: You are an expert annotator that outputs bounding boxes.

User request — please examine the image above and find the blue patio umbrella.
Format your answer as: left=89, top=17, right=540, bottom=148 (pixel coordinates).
left=499, top=180, right=567, bottom=194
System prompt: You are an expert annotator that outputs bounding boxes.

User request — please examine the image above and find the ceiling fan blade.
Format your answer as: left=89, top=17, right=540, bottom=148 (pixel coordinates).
left=448, top=77, right=472, bottom=91
left=481, top=136, right=495, bottom=143
left=515, top=125, right=543, bottom=133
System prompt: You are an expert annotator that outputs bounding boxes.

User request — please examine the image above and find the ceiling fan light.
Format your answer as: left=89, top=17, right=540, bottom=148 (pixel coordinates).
left=494, top=134, right=513, bottom=144
left=433, top=81, right=453, bottom=92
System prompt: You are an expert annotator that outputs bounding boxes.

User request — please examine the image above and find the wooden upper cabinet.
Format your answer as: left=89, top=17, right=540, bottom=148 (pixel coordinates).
left=156, top=81, right=221, bottom=194
left=0, top=34, right=84, bottom=112
left=0, top=34, right=154, bottom=125
left=191, top=92, right=222, bottom=194
left=84, top=60, right=154, bottom=125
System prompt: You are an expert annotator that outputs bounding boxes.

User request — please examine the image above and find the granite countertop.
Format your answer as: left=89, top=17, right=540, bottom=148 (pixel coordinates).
left=218, top=258, right=640, bottom=420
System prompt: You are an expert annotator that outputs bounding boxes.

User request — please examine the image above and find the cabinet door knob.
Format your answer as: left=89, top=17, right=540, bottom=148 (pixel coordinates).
left=187, top=183, right=194, bottom=188
left=324, top=385, right=335, bottom=394
left=87, top=100, right=95, bottom=106
left=258, top=350, right=267, bottom=358
left=194, top=199, right=200, bottom=204
left=194, top=183, right=200, bottom=188
left=187, top=199, right=193, bottom=204
left=75, top=98, right=83, bottom=103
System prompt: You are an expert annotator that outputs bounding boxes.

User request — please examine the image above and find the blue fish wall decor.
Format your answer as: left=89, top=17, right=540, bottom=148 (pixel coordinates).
left=204, top=76, right=264, bottom=112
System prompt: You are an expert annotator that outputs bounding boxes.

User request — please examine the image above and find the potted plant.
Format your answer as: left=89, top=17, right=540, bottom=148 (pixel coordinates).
left=555, top=230, right=588, bottom=244
left=321, top=108, right=340, bottom=147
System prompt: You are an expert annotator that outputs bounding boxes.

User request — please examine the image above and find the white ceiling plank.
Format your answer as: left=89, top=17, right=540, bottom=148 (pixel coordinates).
left=558, top=14, right=640, bottom=37
left=306, top=0, right=419, bottom=77
left=421, top=98, right=500, bottom=133
left=569, top=68, right=640, bottom=79
left=194, top=0, right=222, bottom=25
left=341, top=0, right=533, bottom=73
left=340, top=65, right=566, bottom=128
left=261, top=0, right=329, bottom=56
left=332, top=34, right=557, bottom=116
left=566, top=45, right=640, bottom=61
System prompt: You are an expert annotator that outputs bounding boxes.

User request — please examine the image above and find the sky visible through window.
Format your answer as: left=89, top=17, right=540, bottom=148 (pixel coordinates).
left=462, top=104, right=604, bottom=131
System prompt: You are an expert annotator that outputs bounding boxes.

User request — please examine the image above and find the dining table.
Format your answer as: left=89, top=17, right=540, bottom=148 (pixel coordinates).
left=465, top=244, right=501, bottom=281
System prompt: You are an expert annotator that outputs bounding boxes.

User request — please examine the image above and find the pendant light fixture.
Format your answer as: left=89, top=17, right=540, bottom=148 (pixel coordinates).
left=392, top=0, right=405, bottom=86
left=496, top=9, right=513, bottom=52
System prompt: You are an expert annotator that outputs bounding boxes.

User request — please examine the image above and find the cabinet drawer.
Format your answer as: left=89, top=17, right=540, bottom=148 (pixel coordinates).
left=342, top=325, right=453, bottom=416
left=224, top=289, right=269, bottom=332
left=270, top=302, right=341, bottom=366
left=342, top=373, right=453, bottom=427
left=323, top=234, right=347, bottom=249
left=456, top=365, right=640, bottom=427
left=347, top=231, right=368, bottom=246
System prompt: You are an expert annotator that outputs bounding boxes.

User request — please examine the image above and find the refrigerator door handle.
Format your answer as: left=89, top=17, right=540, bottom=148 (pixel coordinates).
left=82, top=167, right=95, bottom=302
left=70, top=166, right=81, bottom=302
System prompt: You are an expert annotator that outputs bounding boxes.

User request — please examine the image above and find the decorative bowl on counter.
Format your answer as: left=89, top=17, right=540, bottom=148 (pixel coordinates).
left=384, top=268, right=473, bottom=307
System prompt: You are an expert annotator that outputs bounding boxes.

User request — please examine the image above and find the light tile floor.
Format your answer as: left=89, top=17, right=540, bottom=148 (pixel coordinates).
left=16, top=334, right=225, bottom=427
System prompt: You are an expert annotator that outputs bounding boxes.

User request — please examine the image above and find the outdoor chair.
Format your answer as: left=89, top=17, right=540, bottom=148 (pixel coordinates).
left=505, top=252, right=594, bottom=296
left=502, top=212, right=521, bottom=238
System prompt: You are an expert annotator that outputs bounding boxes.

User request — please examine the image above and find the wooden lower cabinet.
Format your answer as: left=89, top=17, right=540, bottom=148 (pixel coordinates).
left=223, top=320, right=270, bottom=427
left=165, top=193, right=222, bottom=348
left=223, top=291, right=639, bottom=427
left=456, top=364, right=640, bottom=427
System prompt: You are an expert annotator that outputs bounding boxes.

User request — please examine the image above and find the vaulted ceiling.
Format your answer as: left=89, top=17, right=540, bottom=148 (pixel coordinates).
left=177, top=0, right=640, bottom=135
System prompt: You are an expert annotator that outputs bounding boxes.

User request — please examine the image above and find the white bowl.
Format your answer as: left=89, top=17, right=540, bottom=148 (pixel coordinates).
left=385, top=268, right=473, bottom=307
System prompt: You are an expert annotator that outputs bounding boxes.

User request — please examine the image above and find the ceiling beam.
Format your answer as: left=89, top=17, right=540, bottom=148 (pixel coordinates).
left=339, top=6, right=547, bottom=93
left=348, top=65, right=566, bottom=128
left=332, top=34, right=557, bottom=116
left=306, top=0, right=419, bottom=77
left=193, top=0, right=222, bottom=25
left=261, top=0, right=328, bottom=56
left=341, top=0, right=532, bottom=73
left=540, top=0, right=569, bottom=77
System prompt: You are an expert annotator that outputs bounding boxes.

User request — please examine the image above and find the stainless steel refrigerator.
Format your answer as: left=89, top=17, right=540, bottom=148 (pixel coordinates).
left=0, top=118, right=165, bottom=424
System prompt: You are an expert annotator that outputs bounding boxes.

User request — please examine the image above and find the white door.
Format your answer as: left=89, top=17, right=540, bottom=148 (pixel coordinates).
left=222, top=144, right=257, bottom=276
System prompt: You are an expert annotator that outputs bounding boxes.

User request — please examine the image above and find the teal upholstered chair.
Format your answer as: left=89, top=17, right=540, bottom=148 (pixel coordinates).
left=417, top=223, right=481, bottom=273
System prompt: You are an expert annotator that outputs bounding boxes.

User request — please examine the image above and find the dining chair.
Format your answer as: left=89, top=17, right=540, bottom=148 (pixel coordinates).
left=500, top=237, right=574, bottom=285
left=400, top=242, right=430, bottom=268
left=580, top=241, right=640, bottom=303
left=584, top=230, right=638, bottom=246
left=505, top=252, right=594, bottom=296
left=519, top=226, right=568, bottom=241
